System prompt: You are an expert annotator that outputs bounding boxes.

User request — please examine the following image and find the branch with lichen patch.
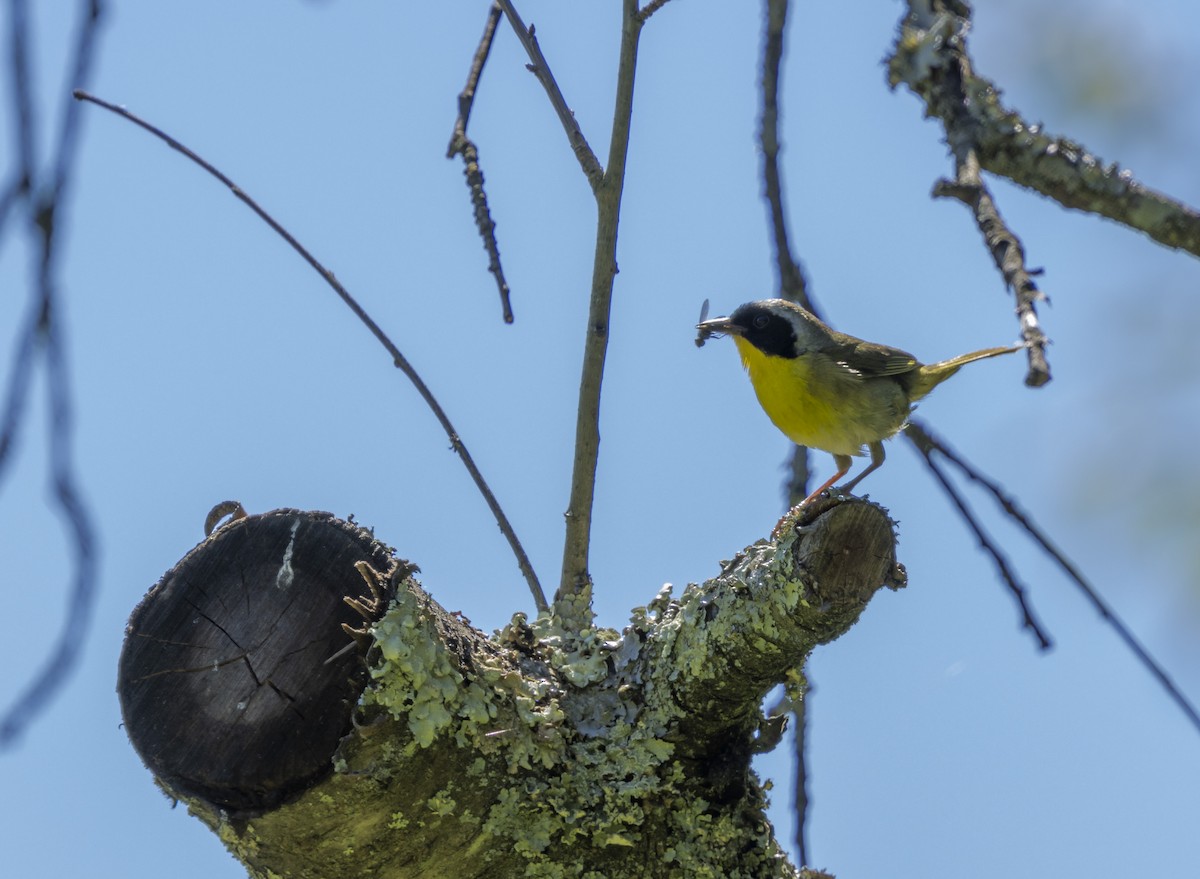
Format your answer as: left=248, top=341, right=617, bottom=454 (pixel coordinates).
left=161, top=501, right=898, bottom=878
left=889, top=0, right=1200, bottom=261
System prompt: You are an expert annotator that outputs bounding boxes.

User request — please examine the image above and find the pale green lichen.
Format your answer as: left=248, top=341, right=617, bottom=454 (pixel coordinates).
left=365, top=591, right=463, bottom=747
left=426, top=784, right=457, bottom=817
left=351, top=543, right=811, bottom=877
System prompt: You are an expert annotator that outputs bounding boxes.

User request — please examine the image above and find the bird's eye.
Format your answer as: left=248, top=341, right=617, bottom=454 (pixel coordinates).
left=752, top=314, right=770, bottom=329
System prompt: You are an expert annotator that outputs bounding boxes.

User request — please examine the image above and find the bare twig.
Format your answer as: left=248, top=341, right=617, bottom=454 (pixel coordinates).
left=554, top=0, right=644, bottom=610
left=74, top=90, right=549, bottom=614
left=760, top=0, right=811, bottom=313
left=447, top=2, right=514, bottom=324
left=496, top=0, right=605, bottom=189
left=909, top=419, right=1200, bottom=737
left=635, top=0, right=674, bottom=23
left=790, top=676, right=811, bottom=867
left=1, top=0, right=103, bottom=748
left=446, top=2, right=501, bottom=157
left=760, top=0, right=817, bottom=511
left=905, top=420, right=1053, bottom=650
left=932, top=157, right=1051, bottom=388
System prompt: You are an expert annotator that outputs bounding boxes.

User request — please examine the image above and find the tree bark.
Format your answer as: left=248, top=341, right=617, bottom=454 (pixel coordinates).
left=118, top=500, right=900, bottom=877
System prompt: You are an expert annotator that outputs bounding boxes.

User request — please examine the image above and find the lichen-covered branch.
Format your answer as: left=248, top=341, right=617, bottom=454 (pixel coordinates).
left=889, top=0, right=1200, bottom=259
left=889, top=0, right=1057, bottom=385
left=134, top=502, right=898, bottom=877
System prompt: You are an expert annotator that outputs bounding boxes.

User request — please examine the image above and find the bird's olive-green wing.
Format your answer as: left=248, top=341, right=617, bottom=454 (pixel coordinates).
left=827, top=337, right=919, bottom=379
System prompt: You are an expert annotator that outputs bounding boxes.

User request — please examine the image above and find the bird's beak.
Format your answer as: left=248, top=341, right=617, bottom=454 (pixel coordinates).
left=695, top=316, right=741, bottom=348
left=696, top=317, right=739, bottom=335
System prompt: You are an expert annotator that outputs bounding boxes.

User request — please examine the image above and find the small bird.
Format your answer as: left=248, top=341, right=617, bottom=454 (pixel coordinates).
left=697, top=298, right=1021, bottom=507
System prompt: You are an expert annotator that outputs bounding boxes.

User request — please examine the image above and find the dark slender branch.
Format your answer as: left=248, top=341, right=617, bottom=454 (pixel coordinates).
left=497, top=0, right=605, bottom=189
left=1, top=0, right=103, bottom=748
left=932, top=161, right=1051, bottom=388
left=905, top=420, right=1053, bottom=650
left=554, top=0, right=643, bottom=611
left=446, top=2, right=501, bottom=158
left=73, top=90, right=549, bottom=614
left=760, top=0, right=811, bottom=312
left=790, top=676, right=811, bottom=867
left=447, top=2, right=513, bottom=324
left=760, top=0, right=816, bottom=511
left=7, top=0, right=36, bottom=183
left=635, top=0, right=673, bottom=22
left=909, top=419, right=1200, bottom=737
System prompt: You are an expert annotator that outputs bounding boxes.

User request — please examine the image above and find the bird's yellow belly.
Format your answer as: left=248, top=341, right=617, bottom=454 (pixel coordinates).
left=734, top=337, right=909, bottom=456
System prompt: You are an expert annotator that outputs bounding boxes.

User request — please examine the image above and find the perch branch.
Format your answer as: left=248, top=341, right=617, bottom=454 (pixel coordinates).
left=74, top=90, right=548, bottom=614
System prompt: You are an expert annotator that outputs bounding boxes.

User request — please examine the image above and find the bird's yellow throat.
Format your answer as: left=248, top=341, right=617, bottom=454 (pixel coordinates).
left=731, top=334, right=896, bottom=456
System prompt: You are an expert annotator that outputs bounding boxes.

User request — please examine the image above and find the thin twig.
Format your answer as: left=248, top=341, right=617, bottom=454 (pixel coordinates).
left=74, top=90, right=549, bottom=614
left=446, top=2, right=502, bottom=158
left=554, top=0, right=644, bottom=610
left=760, top=0, right=811, bottom=312
left=1, top=0, right=103, bottom=748
left=496, top=0, right=605, bottom=189
left=760, top=0, right=817, bottom=510
left=905, top=420, right=1054, bottom=650
left=932, top=161, right=1051, bottom=388
left=635, top=0, right=674, bottom=23
left=791, top=681, right=811, bottom=867
left=447, top=2, right=513, bottom=324
left=910, top=419, right=1200, bottom=736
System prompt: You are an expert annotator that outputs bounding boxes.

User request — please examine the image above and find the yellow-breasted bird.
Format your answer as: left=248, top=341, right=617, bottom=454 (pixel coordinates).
left=697, top=298, right=1021, bottom=506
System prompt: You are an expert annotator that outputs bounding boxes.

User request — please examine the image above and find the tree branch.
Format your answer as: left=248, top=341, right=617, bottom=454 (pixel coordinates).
left=447, top=2, right=514, bottom=324
left=931, top=155, right=1051, bottom=387
left=497, top=0, right=604, bottom=188
left=889, top=1, right=1056, bottom=386
left=905, top=418, right=1053, bottom=650
left=0, top=0, right=103, bottom=748
left=74, top=90, right=549, bottom=614
left=760, top=0, right=810, bottom=311
left=906, top=419, right=1200, bottom=736
left=119, top=502, right=897, bottom=876
left=889, top=1, right=1200, bottom=256
left=556, top=1, right=644, bottom=612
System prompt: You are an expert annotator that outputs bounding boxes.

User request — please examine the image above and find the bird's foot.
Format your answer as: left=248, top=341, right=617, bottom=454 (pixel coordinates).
left=770, top=491, right=849, bottom=540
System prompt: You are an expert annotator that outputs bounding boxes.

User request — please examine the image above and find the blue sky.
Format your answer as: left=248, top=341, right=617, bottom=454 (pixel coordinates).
left=3, top=1, right=1200, bottom=876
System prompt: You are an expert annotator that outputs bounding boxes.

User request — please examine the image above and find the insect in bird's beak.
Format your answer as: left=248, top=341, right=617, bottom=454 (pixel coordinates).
left=694, top=299, right=738, bottom=347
